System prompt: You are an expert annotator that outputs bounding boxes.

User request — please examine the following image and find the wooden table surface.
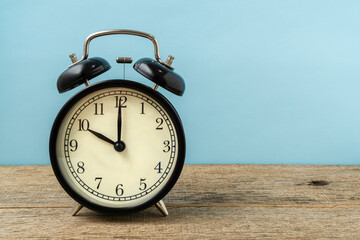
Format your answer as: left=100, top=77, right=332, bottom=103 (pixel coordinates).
left=1, top=165, right=360, bottom=239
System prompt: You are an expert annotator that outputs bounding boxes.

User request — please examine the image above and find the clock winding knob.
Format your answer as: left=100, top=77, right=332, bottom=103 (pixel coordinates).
left=164, top=55, right=174, bottom=67
left=69, top=53, right=79, bottom=63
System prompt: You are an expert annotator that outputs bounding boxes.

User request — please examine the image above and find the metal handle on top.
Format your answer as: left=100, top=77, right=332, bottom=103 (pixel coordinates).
left=77, top=29, right=172, bottom=69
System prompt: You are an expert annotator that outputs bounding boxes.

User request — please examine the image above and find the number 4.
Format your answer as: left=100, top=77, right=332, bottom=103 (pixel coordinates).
left=154, top=162, right=163, bottom=173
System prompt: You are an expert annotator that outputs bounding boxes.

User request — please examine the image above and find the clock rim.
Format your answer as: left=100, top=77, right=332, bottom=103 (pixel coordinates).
left=49, top=80, right=186, bottom=214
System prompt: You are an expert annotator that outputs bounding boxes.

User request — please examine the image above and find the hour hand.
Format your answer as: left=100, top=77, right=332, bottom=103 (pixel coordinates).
left=88, top=129, right=115, bottom=145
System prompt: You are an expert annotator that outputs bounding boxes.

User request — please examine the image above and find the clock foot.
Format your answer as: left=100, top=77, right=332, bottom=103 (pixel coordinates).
left=155, top=199, right=168, bottom=217
left=71, top=203, right=84, bottom=216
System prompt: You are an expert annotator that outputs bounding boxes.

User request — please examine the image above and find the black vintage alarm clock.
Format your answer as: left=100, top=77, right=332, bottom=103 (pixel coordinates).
left=49, top=30, right=186, bottom=216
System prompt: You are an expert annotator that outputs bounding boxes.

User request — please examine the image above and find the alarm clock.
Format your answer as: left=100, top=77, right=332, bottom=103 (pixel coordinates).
left=49, top=30, right=186, bottom=216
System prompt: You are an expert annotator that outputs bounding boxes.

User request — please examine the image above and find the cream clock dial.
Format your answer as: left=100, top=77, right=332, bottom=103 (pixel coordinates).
left=50, top=80, right=185, bottom=214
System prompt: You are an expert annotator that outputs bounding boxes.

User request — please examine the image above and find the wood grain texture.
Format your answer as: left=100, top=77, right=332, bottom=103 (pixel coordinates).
left=1, top=165, right=360, bottom=239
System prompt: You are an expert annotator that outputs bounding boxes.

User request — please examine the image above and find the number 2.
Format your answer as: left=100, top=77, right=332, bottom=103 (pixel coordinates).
left=156, top=118, right=163, bottom=130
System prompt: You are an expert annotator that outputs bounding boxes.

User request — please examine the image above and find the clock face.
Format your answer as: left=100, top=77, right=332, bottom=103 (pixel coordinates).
left=50, top=80, right=185, bottom=213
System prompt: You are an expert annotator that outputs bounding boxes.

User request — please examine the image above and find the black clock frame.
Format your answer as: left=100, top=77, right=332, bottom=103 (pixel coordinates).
left=49, top=80, right=186, bottom=214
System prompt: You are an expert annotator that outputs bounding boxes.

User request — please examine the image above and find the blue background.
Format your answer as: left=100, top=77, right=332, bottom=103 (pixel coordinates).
left=1, top=0, right=360, bottom=165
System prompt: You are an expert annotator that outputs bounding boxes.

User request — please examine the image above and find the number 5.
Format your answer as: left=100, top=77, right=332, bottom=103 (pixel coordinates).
left=139, top=178, right=147, bottom=191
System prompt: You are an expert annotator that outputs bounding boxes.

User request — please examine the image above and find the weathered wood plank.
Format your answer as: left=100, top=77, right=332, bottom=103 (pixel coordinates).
left=1, top=165, right=360, bottom=239
left=1, top=206, right=360, bottom=239
left=1, top=165, right=360, bottom=207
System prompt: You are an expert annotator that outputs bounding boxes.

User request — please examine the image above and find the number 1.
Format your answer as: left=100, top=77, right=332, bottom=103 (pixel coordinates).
left=140, top=102, right=145, bottom=114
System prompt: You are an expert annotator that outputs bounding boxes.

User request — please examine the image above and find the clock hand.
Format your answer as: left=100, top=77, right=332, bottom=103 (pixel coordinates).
left=114, top=99, right=126, bottom=152
left=88, top=129, right=115, bottom=145
left=117, top=100, right=122, bottom=143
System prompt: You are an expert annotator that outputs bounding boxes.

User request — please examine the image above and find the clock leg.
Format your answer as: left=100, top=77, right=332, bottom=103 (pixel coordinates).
left=155, top=199, right=168, bottom=217
left=71, top=203, right=84, bottom=216
left=84, top=80, right=90, bottom=87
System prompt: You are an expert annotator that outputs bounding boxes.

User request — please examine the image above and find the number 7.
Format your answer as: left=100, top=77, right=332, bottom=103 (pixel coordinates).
left=95, top=177, right=102, bottom=189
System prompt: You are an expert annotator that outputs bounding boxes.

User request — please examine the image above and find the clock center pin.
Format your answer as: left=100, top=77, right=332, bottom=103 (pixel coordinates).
left=114, top=141, right=126, bottom=152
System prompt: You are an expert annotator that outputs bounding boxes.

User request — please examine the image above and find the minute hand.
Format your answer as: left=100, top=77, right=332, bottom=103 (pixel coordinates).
left=88, top=129, right=115, bottom=145
left=117, top=101, right=122, bottom=143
